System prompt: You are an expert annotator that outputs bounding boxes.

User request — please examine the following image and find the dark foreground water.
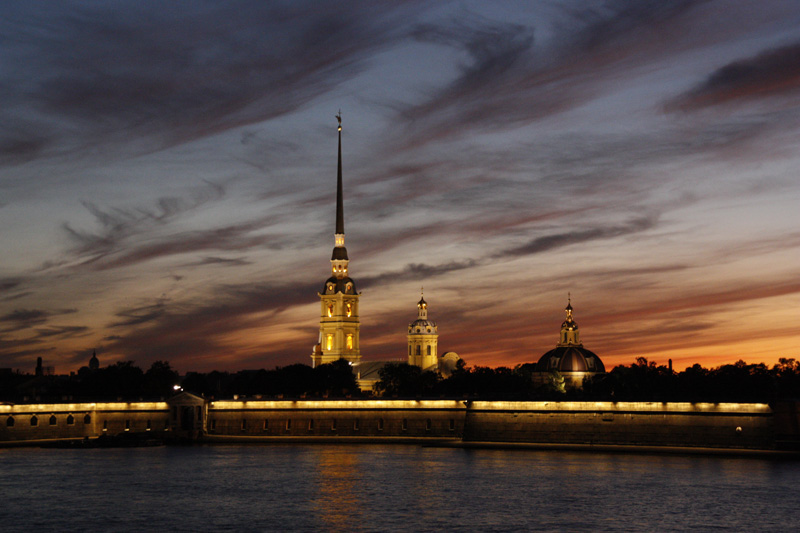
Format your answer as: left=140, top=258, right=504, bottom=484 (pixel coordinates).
left=2, top=444, right=799, bottom=532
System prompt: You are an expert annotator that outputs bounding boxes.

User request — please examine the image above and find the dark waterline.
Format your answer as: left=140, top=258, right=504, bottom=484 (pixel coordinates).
left=2, top=444, right=798, bottom=532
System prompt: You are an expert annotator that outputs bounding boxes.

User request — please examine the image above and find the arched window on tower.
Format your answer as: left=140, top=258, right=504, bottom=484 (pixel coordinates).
left=346, top=303, right=352, bottom=317
left=326, top=334, right=333, bottom=351
left=327, top=304, right=333, bottom=317
left=416, top=346, right=421, bottom=356
left=346, top=334, right=353, bottom=350
left=427, top=346, right=432, bottom=356
left=409, top=346, right=412, bottom=356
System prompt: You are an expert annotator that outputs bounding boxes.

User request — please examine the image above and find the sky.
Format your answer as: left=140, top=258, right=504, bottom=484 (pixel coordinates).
left=1, top=0, right=799, bottom=374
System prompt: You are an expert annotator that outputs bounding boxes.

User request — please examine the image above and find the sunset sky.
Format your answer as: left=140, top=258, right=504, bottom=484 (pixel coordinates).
left=1, top=1, right=799, bottom=374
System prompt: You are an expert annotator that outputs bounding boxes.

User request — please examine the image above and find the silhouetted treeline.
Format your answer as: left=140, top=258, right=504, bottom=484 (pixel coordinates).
left=3, top=357, right=800, bottom=403
left=375, top=361, right=554, bottom=399
left=375, top=361, right=542, bottom=399
left=0, top=361, right=178, bottom=402
left=0, top=359, right=359, bottom=402
left=374, top=358, right=800, bottom=402
left=181, top=359, right=359, bottom=399
left=583, top=357, right=800, bottom=402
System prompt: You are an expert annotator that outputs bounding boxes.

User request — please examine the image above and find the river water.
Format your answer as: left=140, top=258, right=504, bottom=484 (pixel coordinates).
left=2, top=444, right=798, bottom=532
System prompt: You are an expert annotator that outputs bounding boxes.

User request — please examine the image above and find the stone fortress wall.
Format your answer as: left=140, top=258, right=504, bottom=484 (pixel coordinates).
left=0, top=401, right=169, bottom=442
left=464, top=401, right=777, bottom=449
left=3, top=397, right=799, bottom=451
left=206, top=399, right=466, bottom=440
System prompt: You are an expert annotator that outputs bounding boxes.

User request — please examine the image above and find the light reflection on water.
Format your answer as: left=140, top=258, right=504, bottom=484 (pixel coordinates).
left=2, top=444, right=799, bottom=532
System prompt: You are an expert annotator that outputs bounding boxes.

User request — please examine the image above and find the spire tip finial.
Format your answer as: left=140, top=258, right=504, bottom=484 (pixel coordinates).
left=336, top=110, right=342, bottom=131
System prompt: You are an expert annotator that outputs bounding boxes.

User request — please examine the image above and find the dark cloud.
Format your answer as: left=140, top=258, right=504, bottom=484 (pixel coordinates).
left=109, top=301, right=168, bottom=328
left=0, top=279, right=21, bottom=292
left=76, top=222, right=277, bottom=271
left=1, top=309, right=49, bottom=331
left=399, top=1, right=701, bottom=146
left=184, top=256, right=253, bottom=267
left=101, top=280, right=324, bottom=370
left=498, top=215, right=659, bottom=258
left=670, top=41, right=800, bottom=110
left=360, top=260, right=478, bottom=290
left=33, top=325, right=90, bottom=339
left=1, top=1, right=411, bottom=155
left=0, top=308, right=78, bottom=333
left=0, top=131, right=50, bottom=164
left=565, top=1, right=700, bottom=53
left=0, top=341, right=57, bottom=369
left=58, top=182, right=274, bottom=270
left=0, top=292, right=33, bottom=303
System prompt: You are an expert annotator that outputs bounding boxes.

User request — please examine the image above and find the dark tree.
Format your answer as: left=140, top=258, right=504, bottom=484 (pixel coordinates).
left=144, top=361, right=180, bottom=399
left=311, top=359, right=360, bottom=397
left=374, top=363, right=439, bottom=397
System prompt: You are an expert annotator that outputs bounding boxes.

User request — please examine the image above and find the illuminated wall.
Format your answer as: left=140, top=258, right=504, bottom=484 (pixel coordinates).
left=207, top=399, right=466, bottom=439
left=1, top=399, right=796, bottom=451
left=0, top=402, right=169, bottom=442
left=464, top=401, right=776, bottom=450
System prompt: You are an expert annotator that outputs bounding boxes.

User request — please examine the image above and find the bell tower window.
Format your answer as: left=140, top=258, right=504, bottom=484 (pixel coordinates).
left=346, top=303, right=352, bottom=317
left=346, top=334, right=353, bottom=349
left=327, top=305, right=333, bottom=317
left=326, top=334, right=333, bottom=351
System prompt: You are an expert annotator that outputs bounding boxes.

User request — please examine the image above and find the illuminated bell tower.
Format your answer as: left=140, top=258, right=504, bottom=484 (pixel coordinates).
left=558, top=295, right=582, bottom=347
left=408, top=290, right=438, bottom=370
left=311, top=113, right=361, bottom=368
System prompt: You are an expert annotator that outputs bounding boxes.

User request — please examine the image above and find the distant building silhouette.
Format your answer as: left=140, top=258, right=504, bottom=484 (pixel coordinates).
left=34, top=357, right=54, bottom=377
left=89, top=350, right=99, bottom=371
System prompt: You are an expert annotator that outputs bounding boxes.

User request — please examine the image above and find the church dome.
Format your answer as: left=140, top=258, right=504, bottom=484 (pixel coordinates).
left=536, top=346, right=605, bottom=373
left=536, top=298, right=605, bottom=374
left=408, top=318, right=437, bottom=334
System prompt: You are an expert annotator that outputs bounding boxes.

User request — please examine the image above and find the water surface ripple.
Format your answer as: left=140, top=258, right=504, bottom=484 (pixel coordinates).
left=2, top=445, right=798, bottom=532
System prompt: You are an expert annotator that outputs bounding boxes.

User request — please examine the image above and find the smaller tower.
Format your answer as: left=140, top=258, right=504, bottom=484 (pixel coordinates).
left=408, top=290, right=438, bottom=370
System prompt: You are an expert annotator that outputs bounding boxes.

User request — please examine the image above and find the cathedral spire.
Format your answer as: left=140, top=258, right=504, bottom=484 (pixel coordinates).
left=335, top=111, right=344, bottom=237
left=313, top=111, right=360, bottom=368
left=331, top=112, right=348, bottom=262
